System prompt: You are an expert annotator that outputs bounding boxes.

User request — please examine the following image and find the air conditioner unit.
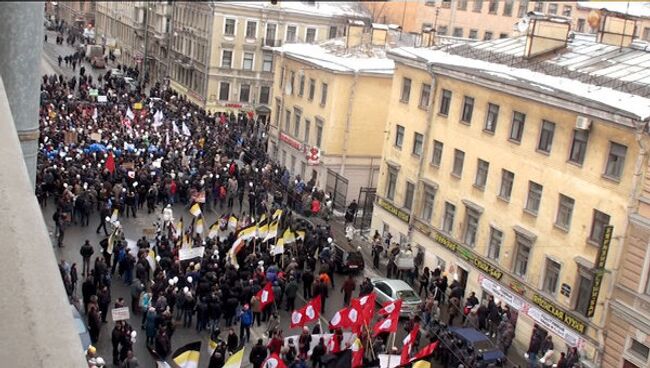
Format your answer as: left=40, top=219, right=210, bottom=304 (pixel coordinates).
left=575, top=116, right=592, bottom=130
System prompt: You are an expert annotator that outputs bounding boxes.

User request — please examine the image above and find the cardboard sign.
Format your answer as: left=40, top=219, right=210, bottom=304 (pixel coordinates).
left=133, top=102, right=143, bottom=110
left=121, top=162, right=135, bottom=170
left=89, top=89, right=99, bottom=97
left=64, top=131, right=78, bottom=145
left=90, top=133, right=102, bottom=141
left=97, top=95, right=108, bottom=103
left=111, top=307, right=130, bottom=321
left=179, top=246, right=205, bottom=261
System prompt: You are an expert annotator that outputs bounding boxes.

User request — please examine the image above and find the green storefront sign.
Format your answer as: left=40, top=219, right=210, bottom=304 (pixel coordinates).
left=586, top=225, right=614, bottom=318
left=431, top=229, right=503, bottom=281
left=377, top=197, right=410, bottom=223
left=532, top=293, right=587, bottom=334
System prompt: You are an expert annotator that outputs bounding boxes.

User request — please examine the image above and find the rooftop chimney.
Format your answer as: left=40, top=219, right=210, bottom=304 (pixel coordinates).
left=595, top=11, right=636, bottom=47
left=371, top=23, right=389, bottom=46
left=346, top=20, right=365, bottom=49
left=523, top=13, right=571, bottom=59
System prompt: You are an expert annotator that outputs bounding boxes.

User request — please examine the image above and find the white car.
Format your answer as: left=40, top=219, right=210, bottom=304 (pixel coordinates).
left=372, top=278, right=422, bottom=317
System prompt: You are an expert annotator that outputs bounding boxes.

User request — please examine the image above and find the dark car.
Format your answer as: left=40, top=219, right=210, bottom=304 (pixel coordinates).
left=332, top=242, right=364, bottom=274
left=448, top=327, right=506, bottom=367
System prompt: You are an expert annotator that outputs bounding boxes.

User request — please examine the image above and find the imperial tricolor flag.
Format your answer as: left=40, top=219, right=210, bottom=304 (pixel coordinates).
left=223, top=347, right=245, bottom=368
left=171, top=341, right=201, bottom=368
left=189, top=202, right=202, bottom=217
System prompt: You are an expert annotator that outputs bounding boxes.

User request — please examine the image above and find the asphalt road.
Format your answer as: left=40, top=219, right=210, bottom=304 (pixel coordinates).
left=41, top=30, right=107, bottom=82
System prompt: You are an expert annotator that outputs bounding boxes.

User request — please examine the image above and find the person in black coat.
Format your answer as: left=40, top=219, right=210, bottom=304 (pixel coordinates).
left=208, top=351, right=225, bottom=368
left=82, top=275, right=97, bottom=314
left=249, top=338, right=267, bottom=368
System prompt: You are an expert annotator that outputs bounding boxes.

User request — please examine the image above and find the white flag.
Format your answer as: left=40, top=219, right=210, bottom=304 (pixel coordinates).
left=126, top=107, right=135, bottom=120
left=92, top=108, right=98, bottom=121
left=153, top=110, right=164, bottom=127
left=182, top=121, right=191, bottom=137
left=172, top=121, right=180, bottom=135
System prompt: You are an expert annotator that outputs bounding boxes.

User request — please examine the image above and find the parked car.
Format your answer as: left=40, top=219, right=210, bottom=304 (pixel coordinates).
left=371, top=278, right=422, bottom=317
left=448, top=327, right=506, bottom=367
left=91, top=57, right=105, bottom=69
left=70, top=304, right=91, bottom=352
left=332, top=241, right=364, bottom=274
left=109, top=68, right=124, bottom=79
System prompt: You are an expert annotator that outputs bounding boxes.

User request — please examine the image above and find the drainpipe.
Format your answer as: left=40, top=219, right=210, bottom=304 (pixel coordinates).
left=204, top=3, right=215, bottom=111
left=0, top=2, right=43, bottom=189
left=339, top=70, right=359, bottom=177
left=407, top=62, right=437, bottom=243
left=596, top=117, right=650, bottom=366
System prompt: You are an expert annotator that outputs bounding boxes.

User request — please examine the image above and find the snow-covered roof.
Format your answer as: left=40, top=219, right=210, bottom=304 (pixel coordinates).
left=389, top=34, right=650, bottom=120
left=273, top=42, right=394, bottom=75
left=372, top=23, right=389, bottom=31
left=577, top=1, right=650, bottom=18
left=221, top=1, right=370, bottom=20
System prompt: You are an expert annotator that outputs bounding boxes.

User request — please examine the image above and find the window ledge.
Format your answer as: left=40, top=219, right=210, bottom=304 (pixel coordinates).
left=507, top=138, right=522, bottom=145
left=535, top=148, right=551, bottom=156
left=586, top=238, right=601, bottom=248
left=319, top=103, right=326, bottom=108
left=522, top=208, right=538, bottom=217
left=602, top=174, right=622, bottom=184
left=553, top=223, right=571, bottom=233
left=472, top=183, right=486, bottom=191
left=451, top=172, right=462, bottom=180
left=412, top=153, right=422, bottom=159
left=394, top=145, right=403, bottom=151
left=482, top=128, right=496, bottom=135
left=496, top=194, right=510, bottom=203
left=400, top=99, right=410, bottom=104
left=418, top=105, right=430, bottom=111
left=430, top=162, right=441, bottom=169
left=567, top=160, right=584, bottom=168
left=459, top=120, right=472, bottom=126
left=437, top=112, right=449, bottom=118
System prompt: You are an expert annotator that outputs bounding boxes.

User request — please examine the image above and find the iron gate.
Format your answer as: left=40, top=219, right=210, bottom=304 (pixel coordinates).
left=354, top=187, right=376, bottom=231
left=325, top=168, right=348, bottom=211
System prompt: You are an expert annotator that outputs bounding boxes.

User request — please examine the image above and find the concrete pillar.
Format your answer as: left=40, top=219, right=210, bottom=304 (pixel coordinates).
left=0, top=2, right=44, bottom=189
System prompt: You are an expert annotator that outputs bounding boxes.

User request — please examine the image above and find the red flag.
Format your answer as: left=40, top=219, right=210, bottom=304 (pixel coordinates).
left=105, top=152, right=115, bottom=174
left=289, top=309, right=304, bottom=329
left=262, top=353, right=287, bottom=368
left=256, top=283, right=275, bottom=311
left=346, top=303, right=363, bottom=334
left=378, top=299, right=402, bottom=316
left=302, top=295, right=321, bottom=325
left=351, top=292, right=376, bottom=325
left=400, top=323, right=420, bottom=364
left=329, top=307, right=349, bottom=330
left=410, top=341, right=439, bottom=363
left=327, top=333, right=343, bottom=354
left=351, top=336, right=364, bottom=368
left=372, top=311, right=399, bottom=336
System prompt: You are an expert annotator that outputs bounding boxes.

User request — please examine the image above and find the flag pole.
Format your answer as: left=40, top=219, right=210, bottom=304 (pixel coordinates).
left=365, top=323, right=376, bottom=360
left=386, top=332, right=396, bottom=368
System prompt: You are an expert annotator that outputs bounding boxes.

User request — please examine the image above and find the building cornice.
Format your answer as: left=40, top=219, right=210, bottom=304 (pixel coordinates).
left=610, top=298, right=650, bottom=332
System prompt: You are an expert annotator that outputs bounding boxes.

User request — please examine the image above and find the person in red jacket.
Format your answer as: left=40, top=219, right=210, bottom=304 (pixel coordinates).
left=169, top=180, right=177, bottom=204
left=311, top=198, right=321, bottom=217
left=267, top=329, right=284, bottom=355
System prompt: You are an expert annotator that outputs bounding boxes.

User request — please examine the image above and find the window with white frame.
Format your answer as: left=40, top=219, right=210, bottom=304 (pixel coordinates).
left=395, top=125, right=405, bottom=148
left=499, top=169, right=514, bottom=201
left=509, top=111, right=526, bottom=142
left=221, top=50, right=233, bottom=68
left=575, top=270, right=593, bottom=316
left=474, top=159, right=489, bottom=190
left=543, top=258, right=561, bottom=294
left=262, top=52, right=273, bottom=72
left=286, top=25, right=297, bottom=43
left=298, top=75, right=305, bottom=97
left=242, top=52, right=254, bottom=71
left=555, top=194, right=575, bottom=231
left=589, top=209, right=611, bottom=245
left=320, top=82, right=328, bottom=106
left=525, top=181, right=543, bottom=215
left=628, top=339, right=650, bottom=362
left=413, top=133, right=424, bottom=156
left=419, top=83, right=432, bottom=108
left=245, top=20, right=257, bottom=38
left=487, top=227, right=502, bottom=260
left=605, top=142, right=627, bottom=180
left=219, top=82, right=230, bottom=101
left=452, top=149, right=465, bottom=177
left=386, top=167, right=398, bottom=200
left=484, top=103, right=499, bottom=133
left=400, top=78, right=411, bottom=103
left=293, top=109, right=301, bottom=137
left=224, top=18, right=236, bottom=36
left=239, top=84, right=250, bottom=102
left=306, top=28, right=317, bottom=43
left=513, top=233, right=533, bottom=277
left=432, top=140, right=444, bottom=167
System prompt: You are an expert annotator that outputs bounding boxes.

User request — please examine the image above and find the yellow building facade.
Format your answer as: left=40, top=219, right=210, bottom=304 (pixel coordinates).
left=268, top=41, right=393, bottom=209
left=372, top=22, right=650, bottom=366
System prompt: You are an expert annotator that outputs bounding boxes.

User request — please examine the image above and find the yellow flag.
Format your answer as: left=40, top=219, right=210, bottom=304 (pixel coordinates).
left=189, top=203, right=201, bottom=217
left=223, top=347, right=244, bottom=368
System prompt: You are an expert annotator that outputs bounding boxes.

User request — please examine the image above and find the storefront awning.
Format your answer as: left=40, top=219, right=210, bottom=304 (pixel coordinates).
left=255, top=105, right=271, bottom=113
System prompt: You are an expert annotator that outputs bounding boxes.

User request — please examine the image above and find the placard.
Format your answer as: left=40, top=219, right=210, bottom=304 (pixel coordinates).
left=90, top=133, right=101, bottom=141
left=133, top=102, right=143, bottom=110
left=121, top=162, right=135, bottom=170
left=179, top=246, right=205, bottom=261
left=89, top=89, right=99, bottom=97
left=64, top=131, right=78, bottom=145
left=111, top=307, right=130, bottom=321
left=97, top=95, right=108, bottom=103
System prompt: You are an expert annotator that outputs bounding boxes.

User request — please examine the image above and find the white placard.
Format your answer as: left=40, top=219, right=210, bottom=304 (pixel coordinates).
left=97, top=95, right=108, bottom=103
left=111, top=307, right=130, bottom=321
left=179, top=246, right=205, bottom=261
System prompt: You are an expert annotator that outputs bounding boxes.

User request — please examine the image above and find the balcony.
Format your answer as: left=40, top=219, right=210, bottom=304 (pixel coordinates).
left=261, top=38, right=282, bottom=47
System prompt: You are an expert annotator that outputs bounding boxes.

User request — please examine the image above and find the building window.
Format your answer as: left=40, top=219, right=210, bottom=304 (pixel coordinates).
left=605, top=142, right=627, bottom=180
left=261, top=52, right=273, bottom=72
left=488, top=0, right=498, bottom=14
left=243, top=52, right=254, bottom=70
left=538, top=120, right=555, bottom=153
left=499, top=169, right=514, bottom=201
left=439, top=89, right=452, bottom=115
left=568, top=129, right=589, bottom=165
left=224, top=18, right=236, bottom=36
left=474, top=159, right=490, bottom=190
left=469, top=29, right=478, bottom=39
left=422, top=185, right=436, bottom=221
left=289, top=71, right=295, bottom=95
left=644, top=27, right=650, bottom=41
left=286, top=25, right=297, bottom=42
left=306, top=28, right=317, bottom=43
left=404, top=182, right=415, bottom=210
left=543, top=259, right=561, bottom=294
left=499, top=33, right=508, bottom=39
left=245, top=20, right=257, bottom=38
left=293, top=110, right=301, bottom=137
left=298, top=75, right=305, bottom=97
left=453, top=27, right=464, bottom=37
left=461, top=96, right=474, bottom=124
left=473, top=0, right=483, bottom=13
left=320, top=83, right=328, bottom=106
left=548, top=3, right=558, bottom=15
left=484, top=103, right=500, bottom=133
left=308, top=79, right=316, bottom=100
left=329, top=26, right=337, bottom=39
left=589, top=210, right=611, bottom=245
left=443, top=202, right=456, bottom=233
left=503, top=0, right=514, bottom=16
left=266, top=23, right=277, bottom=44
left=513, top=233, right=532, bottom=277
left=239, top=84, right=250, bottom=102
left=221, top=50, right=233, bottom=68
left=534, top=2, right=544, bottom=12
left=432, top=140, right=444, bottom=167
left=518, top=0, right=529, bottom=17
left=457, top=0, right=468, bottom=10
left=484, top=31, right=493, bottom=40
left=575, top=272, right=593, bottom=316
left=413, top=133, right=424, bottom=156
left=577, top=19, right=586, bottom=33
left=487, top=227, right=502, bottom=260
left=304, top=120, right=311, bottom=144
left=563, top=5, right=572, bottom=17
left=525, top=181, right=543, bottom=215
left=555, top=194, right=575, bottom=231
left=437, top=25, right=449, bottom=35
left=284, top=110, right=291, bottom=131
left=400, top=78, right=411, bottom=103
left=419, top=84, right=432, bottom=108
left=463, top=208, right=480, bottom=247
left=386, top=167, right=398, bottom=200
left=219, top=82, right=230, bottom=100
left=395, top=125, right=405, bottom=148
left=628, top=339, right=650, bottom=362
left=315, top=118, right=323, bottom=147
left=259, top=86, right=270, bottom=104
left=452, top=149, right=465, bottom=177
left=509, top=111, right=526, bottom=142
